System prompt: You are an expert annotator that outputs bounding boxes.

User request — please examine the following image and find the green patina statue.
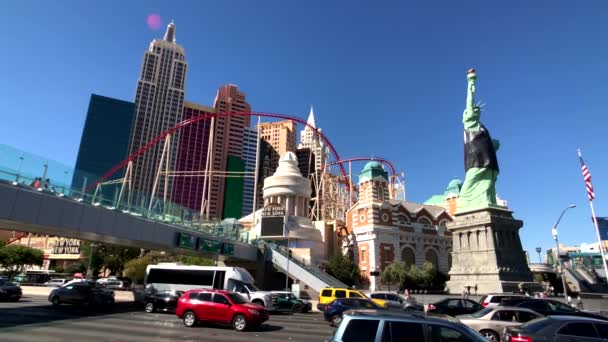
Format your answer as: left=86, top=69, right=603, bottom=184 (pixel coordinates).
left=457, top=69, right=500, bottom=212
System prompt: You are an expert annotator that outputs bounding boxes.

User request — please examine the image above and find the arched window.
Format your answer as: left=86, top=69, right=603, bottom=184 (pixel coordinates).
left=418, top=217, right=432, bottom=227
left=438, top=219, right=449, bottom=227
left=397, top=214, right=410, bottom=225
left=401, top=247, right=416, bottom=268
left=425, top=249, right=439, bottom=268
left=378, top=186, right=385, bottom=200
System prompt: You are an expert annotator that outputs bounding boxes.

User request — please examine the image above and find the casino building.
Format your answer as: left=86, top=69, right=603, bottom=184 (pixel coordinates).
left=345, top=162, right=453, bottom=290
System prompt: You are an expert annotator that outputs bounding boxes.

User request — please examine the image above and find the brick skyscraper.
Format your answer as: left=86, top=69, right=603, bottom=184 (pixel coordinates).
left=127, top=22, right=187, bottom=206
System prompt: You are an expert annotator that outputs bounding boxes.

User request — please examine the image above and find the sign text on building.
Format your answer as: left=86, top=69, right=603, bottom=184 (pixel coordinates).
left=52, top=239, right=81, bottom=254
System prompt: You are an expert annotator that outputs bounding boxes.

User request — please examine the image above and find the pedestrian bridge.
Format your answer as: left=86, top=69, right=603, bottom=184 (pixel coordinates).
left=0, top=181, right=258, bottom=262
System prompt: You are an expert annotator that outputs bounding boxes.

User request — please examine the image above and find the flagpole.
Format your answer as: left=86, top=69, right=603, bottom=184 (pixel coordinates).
left=588, top=201, right=608, bottom=280
left=578, top=148, right=608, bottom=279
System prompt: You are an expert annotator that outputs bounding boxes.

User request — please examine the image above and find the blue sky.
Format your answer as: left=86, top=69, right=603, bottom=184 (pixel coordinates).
left=1, top=1, right=607, bottom=257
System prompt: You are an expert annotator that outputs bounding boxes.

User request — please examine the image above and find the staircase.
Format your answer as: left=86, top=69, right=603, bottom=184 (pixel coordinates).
left=260, top=242, right=347, bottom=292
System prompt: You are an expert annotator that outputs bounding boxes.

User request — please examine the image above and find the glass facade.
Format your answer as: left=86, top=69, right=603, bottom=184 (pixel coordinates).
left=72, top=94, right=134, bottom=199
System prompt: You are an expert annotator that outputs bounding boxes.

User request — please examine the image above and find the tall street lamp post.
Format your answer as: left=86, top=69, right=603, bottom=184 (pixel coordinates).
left=552, top=204, right=575, bottom=304
left=86, top=243, right=99, bottom=279
left=535, top=247, right=542, bottom=263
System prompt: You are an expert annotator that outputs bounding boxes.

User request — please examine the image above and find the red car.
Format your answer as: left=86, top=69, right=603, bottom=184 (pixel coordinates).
left=176, top=289, right=269, bottom=331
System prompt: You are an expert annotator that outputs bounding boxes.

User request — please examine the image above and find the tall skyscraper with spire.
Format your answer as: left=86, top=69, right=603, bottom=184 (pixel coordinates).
left=298, top=106, right=329, bottom=172
left=127, top=22, right=188, bottom=205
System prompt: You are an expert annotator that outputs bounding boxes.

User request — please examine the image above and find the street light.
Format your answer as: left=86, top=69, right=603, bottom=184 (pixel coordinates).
left=535, top=247, right=542, bottom=263
left=552, top=204, right=575, bottom=304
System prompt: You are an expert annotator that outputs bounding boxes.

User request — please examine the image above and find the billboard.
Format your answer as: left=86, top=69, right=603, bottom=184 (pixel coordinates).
left=199, top=238, right=221, bottom=254
left=597, top=217, right=608, bottom=241
left=178, top=233, right=198, bottom=249
left=261, top=203, right=285, bottom=237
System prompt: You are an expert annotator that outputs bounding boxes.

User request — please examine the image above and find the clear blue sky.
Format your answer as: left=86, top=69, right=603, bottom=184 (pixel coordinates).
left=1, top=1, right=607, bottom=258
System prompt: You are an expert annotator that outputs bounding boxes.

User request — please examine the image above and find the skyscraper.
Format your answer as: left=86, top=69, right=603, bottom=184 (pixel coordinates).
left=298, top=106, right=329, bottom=172
left=73, top=94, right=134, bottom=199
left=241, top=127, right=258, bottom=216
left=259, top=120, right=297, bottom=174
left=127, top=22, right=187, bottom=206
left=207, top=84, right=251, bottom=219
left=171, top=102, right=214, bottom=211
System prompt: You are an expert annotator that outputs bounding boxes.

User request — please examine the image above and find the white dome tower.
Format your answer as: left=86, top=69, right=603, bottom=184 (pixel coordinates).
left=263, top=152, right=311, bottom=217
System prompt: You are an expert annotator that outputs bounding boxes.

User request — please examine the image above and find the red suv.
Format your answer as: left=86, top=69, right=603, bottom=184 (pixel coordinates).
left=176, top=289, right=269, bottom=331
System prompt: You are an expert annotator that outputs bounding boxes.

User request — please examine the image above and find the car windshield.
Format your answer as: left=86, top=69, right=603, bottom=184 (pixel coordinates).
left=520, top=317, right=554, bottom=332
left=546, top=300, right=577, bottom=312
left=228, top=293, right=248, bottom=304
left=470, top=307, right=493, bottom=318
left=243, top=283, right=260, bottom=292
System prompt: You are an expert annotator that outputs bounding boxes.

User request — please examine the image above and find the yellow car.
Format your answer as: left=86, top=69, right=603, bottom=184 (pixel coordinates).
left=317, top=287, right=387, bottom=311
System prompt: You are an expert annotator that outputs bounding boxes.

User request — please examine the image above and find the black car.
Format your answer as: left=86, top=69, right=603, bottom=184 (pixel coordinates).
left=0, top=279, right=22, bottom=302
left=48, top=281, right=114, bottom=308
left=499, top=298, right=608, bottom=321
left=504, top=315, right=608, bottom=342
left=427, top=298, right=483, bottom=317
left=144, top=290, right=184, bottom=313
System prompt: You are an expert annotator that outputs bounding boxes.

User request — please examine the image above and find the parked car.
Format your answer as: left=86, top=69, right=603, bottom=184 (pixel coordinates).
left=44, top=278, right=68, bottom=287
left=331, top=310, right=488, bottom=342
left=48, top=281, right=115, bottom=308
left=270, top=291, right=312, bottom=313
left=324, top=298, right=384, bottom=326
left=175, top=289, right=269, bottom=331
left=318, top=287, right=388, bottom=311
left=0, top=279, right=22, bottom=302
left=499, top=298, right=608, bottom=321
left=456, top=306, right=542, bottom=341
left=504, top=315, right=608, bottom=342
left=369, top=292, right=424, bottom=311
left=479, top=293, right=524, bottom=308
left=144, top=290, right=184, bottom=313
left=426, top=298, right=484, bottom=317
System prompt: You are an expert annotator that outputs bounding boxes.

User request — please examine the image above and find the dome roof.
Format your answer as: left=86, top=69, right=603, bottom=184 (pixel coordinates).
left=280, top=151, right=298, bottom=164
left=447, top=178, right=463, bottom=189
left=362, top=160, right=383, bottom=171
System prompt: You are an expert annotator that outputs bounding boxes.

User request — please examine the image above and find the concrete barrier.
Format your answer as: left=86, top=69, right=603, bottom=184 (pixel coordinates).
left=21, top=286, right=134, bottom=302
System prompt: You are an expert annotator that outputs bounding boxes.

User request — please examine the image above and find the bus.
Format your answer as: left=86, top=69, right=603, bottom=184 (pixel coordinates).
left=144, top=263, right=277, bottom=309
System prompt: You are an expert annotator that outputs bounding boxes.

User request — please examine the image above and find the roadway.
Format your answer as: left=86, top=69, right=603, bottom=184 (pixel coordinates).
left=0, top=295, right=335, bottom=342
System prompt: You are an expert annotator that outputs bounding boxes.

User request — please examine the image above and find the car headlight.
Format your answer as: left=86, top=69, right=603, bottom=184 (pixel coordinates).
left=248, top=309, right=260, bottom=315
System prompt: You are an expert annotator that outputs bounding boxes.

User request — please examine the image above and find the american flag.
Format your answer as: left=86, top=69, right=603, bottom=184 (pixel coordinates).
left=579, top=152, right=595, bottom=201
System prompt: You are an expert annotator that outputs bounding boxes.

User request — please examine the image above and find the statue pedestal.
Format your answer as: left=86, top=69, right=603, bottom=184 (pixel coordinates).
left=446, top=207, right=535, bottom=294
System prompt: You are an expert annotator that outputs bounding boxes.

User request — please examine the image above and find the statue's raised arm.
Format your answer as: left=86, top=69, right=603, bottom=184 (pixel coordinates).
left=463, top=69, right=480, bottom=131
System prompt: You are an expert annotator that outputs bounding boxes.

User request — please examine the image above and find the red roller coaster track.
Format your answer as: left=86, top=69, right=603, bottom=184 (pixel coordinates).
left=327, top=157, right=396, bottom=177
left=87, top=111, right=349, bottom=192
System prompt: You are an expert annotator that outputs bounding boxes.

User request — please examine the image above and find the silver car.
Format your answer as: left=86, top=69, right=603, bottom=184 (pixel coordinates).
left=504, top=315, right=608, bottom=342
left=331, top=310, right=488, bottom=342
left=456, top=306, right=542, bottom=341
left=369, top=292, right=424, bottom=311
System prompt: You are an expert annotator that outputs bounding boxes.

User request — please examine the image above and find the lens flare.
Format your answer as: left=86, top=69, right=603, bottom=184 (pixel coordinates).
left=146, top=14, right=162, bottom=30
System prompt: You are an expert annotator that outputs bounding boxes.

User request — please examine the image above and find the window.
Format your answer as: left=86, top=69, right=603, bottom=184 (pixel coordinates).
left=547, top=300, right=577, bottom=313
left=212, top=294, right=230, bottom=305
left=557, top=322, right=598, bottom=338
left=418, top=217, right=432, bottom=227
left=447, top=299, right=461, bottom=308
left=470, top=307, right=493, bottom=318
left=342, top=319, right=379, bottom=342
left=429, top=325, right=475, bottom=342
left=370, top=293, right=384, bottom=299
left=515, top=311, right=538, bottom=323
left=146, top=268, right=215, bottom=287
left=381, top=321, right=425, bottom=342
left=348, top=291, right=364, bottom=298
left=594, top=323, right=608, bottom=339
left=335, top=290, right=347, bottom=298
left=491, top=310, right=517, bottom=322
left=189, top=292, right=211, bottom=301
left=521, top=301, right=550, bottom=313
left=386, top=294, right=400, bottom=302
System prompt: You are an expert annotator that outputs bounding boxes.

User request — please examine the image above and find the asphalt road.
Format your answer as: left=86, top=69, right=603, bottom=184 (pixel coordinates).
left=0, top=296, right=335, bottom=342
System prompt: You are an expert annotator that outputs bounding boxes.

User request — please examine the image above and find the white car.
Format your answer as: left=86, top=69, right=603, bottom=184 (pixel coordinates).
left=44, top=279, right=68, bottom=287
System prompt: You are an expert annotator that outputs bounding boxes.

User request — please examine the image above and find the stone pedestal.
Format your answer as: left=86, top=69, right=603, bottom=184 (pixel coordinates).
left=446, top=207, right=534, bottom=294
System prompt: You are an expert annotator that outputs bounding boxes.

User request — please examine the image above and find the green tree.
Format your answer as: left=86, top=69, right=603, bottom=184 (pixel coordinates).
left=326, top=252, right=360, bottom=287
left=0, top=245, right=44, bottom=279
left=124, top=255, right=152, bottom=284
left=80, top=243, right=141, bottom=277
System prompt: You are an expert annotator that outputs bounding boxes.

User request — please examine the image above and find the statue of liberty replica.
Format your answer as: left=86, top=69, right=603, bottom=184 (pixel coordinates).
left=446, top=69, right=534, bottom=294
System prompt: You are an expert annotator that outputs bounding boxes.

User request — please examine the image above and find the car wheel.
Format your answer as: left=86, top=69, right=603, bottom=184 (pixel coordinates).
left=145, top=302, right=155, bottom=313
left=293, top=303, right=303, bottom=313
left=183, top=311, right=197, bottom=327
left=480, top=329, right=499, bottom=342
left=233, top=314, right=248, bottom=332
left=51, top=296, right=60, bottom=307
left=330, top=314, right=342, bottom=327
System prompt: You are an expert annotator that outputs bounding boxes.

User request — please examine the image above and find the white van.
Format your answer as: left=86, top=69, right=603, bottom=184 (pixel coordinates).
left=144, top=263, right=277, bottom=310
